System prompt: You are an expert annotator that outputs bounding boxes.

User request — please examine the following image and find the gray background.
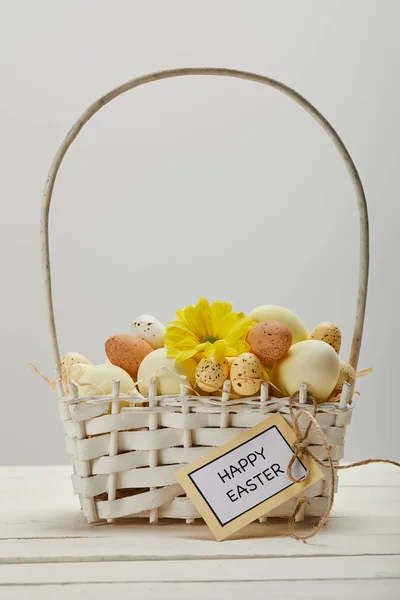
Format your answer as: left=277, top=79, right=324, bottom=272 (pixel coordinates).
left=1, top=0, right=399, bottom=465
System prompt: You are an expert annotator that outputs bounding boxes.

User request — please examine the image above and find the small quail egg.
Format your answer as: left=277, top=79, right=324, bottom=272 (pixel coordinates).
left=310, top=322, right=342, bottom=354
left=195, top=357, right=230, bottom=393
left=131, top=314, right=165, bottom=349
left=230, top=353, right=263, bottom=396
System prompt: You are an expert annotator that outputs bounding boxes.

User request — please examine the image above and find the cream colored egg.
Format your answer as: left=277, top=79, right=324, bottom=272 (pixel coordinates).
left=68, top=362, right=92, bottom=382
left=195, top=357, right=230, bottom=393
left=78, top=364, right=134, bottom=397
left=60, top=352, right=92, bottom=392
left=137, top=348, right=196, bottom=396
left=248, top=305, right=308, bottom=344
left=310, top=321, right=342, bottom=354
left=131, top=314, right=165, bottom=349
left=271, top=340, right=340, bottom=402
left=61, top=352, right=92, bottom=372
left=63, top=363, right=92, bottom=393
left=230, top=353, right=263, bottom=396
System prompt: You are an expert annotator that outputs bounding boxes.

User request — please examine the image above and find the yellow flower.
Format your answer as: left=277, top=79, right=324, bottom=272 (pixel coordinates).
left=165, top=298, right=255, bottom=363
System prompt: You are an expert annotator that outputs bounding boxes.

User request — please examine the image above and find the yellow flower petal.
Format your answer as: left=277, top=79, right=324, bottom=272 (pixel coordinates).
left=213, top=340, right=228, bottom=362
left=165, top=327, right=199, bottom=345
left=165, top=298, right=253, bottom=363
left=224, top=317, right=255, bottom=345
left=196, top=297, right=212, bottom=338
left=176, top=306, right=203, bottom=339
left=203, top=341, right=216, bottom=358
left=210, top=301, right=233, bottom=336
left=175, top=348, right=200, bottom=362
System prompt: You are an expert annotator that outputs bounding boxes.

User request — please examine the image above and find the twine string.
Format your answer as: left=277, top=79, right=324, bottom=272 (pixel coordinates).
left=287, top=392, right=400, bottom=542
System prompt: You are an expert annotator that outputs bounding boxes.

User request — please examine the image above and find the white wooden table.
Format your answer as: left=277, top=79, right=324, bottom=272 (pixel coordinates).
left=1, top=465, right=399, bottom=599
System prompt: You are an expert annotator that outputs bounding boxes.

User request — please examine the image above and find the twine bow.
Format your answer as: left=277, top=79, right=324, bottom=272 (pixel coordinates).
left=286, top=392, right=400, bottom=542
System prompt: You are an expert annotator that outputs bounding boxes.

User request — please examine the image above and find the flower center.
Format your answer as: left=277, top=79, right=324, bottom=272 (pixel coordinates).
left=201, top=335, right=219, bottom=344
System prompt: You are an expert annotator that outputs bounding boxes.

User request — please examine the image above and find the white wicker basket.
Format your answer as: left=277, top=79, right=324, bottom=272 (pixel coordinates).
left=41, top=68, right=369, bottom=525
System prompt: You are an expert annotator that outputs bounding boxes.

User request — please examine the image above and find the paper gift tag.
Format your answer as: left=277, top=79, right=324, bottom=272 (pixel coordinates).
left=175, top=412, right=324, bottom=540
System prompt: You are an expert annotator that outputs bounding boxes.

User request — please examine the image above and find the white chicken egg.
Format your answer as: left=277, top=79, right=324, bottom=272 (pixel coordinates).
left=131, top=314, right=165, bottom=349
left=78, top=364, right=134, bottom=397
left=137, top=348, right=196, bottom=396
left=271, top=340, right=340, bottom=403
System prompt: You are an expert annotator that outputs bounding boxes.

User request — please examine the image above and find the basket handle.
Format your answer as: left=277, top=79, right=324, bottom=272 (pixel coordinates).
left=41, top=67, right=369, bottom=388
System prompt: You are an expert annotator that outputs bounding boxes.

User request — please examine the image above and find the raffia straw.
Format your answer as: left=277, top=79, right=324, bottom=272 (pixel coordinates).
left=286, top=392, right=400, bottom=542
left=125, top=381, right=146, bottom=401
left=29, top=362, right=146, bottom=402
left=28, top=363, right=58, bottom=389
left=355, top=367, right=373, bottom=378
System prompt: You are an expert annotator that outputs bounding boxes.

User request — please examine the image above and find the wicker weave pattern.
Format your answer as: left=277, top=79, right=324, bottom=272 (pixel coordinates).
left=60, top=389, right=351, bottom=524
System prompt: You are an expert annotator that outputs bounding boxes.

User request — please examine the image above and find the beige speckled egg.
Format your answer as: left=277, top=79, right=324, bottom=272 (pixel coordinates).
left=247, top=320, right=292, bottom=366
left=131, top=314, right=165, bottom=349
left=137, top=348, right=197, bottom=396
left=333, top=360, right=356, bottom=393
left=230, top=353, right=263, bottom=396
left=60, top=352, right=92, bottom=392
left=78, top=364, right=134, bottom=397
left=310, top=322, right=342, bottom=354
left=195, top=357, right=230, bottom=393
left=61, top=352, right=91, bottom=373
left=271, top=340, right=340, bottom=403
left=105, top=334, right=153, bottom=379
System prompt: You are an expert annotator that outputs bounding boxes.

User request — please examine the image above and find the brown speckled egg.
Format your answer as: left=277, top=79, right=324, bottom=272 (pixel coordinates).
left=230, top=352, right=263, bottom=396
left=310, top=322, right=342, bottom=353
left=247, top=320, right=292, bottom=366
left=105, top=334, right=153, bottom=379
left=195, top=357, right=230, bottom=393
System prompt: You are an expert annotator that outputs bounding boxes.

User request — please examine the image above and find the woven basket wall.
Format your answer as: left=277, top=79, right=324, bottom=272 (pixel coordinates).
left=59, top=384, right=352, bottom=524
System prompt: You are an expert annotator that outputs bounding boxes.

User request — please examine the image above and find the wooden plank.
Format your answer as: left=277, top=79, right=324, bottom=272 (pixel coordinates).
left=1, top=467, right=400, bottom=539
left=338, top=463, right=400, bottom=487
left=1, top=533, right=399, bottom=564
left=1, top=556, right=399, bottom=584
left=2, top=580, right=399, bottom=600
left=329, top=487, right=400, bottom=517
left=2, top=509, right=399, bottom=541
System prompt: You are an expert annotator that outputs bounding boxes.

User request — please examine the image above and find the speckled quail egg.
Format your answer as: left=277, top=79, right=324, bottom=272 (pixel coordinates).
left=230, top=352, right=263, bottom=396
left=195, top=357, right=230, bottom=393
left=310, top=322, right=341, bottom=354
left=131, top=314, right=165, bottom=349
